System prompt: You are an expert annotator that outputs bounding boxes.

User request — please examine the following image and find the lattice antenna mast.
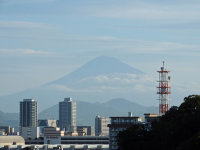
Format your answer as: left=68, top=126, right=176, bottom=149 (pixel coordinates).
left=157, top=61, right=171, bottom=115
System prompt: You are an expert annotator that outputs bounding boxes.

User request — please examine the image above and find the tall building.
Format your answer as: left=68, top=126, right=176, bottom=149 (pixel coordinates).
left=59, top=97, right=76, bottom=132
left=95, top=115, right=109, bottom=136
left=20, top=99, right=38, bottom=128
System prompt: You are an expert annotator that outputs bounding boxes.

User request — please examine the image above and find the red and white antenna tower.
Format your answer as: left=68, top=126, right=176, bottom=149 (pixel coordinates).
left=157, top=61, right=171, bottom=115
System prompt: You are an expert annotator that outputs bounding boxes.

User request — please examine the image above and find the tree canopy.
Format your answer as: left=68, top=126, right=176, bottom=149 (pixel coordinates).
left=118, top=95, right=200, bottom=150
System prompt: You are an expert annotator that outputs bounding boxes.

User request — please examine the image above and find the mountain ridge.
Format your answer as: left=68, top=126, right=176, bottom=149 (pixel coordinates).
left=39, top=98, right=158, bottom=126
left=0, top=56, right=154, bottom=112
left=0, top=98, right=158, bottom=128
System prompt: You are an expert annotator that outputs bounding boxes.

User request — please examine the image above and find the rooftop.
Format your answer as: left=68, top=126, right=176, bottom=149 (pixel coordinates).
left=23, top=99, right=35, bottom=102
left=0, top=136, right=25, bottom=143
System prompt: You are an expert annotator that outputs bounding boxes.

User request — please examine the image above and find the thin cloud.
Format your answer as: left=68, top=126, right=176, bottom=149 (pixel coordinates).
left=0, top=48, right=53, bottom=56
left=3, top=0, right=200, bottom=22
left=88, top=1, right=200, bottom=21
left=94, top=74, right=155, bottom=84
left=0, top=20, right=51, bottom=29
left=69, top=35, right=200, bottom=56
left=79, top=73, right=156, bottom=88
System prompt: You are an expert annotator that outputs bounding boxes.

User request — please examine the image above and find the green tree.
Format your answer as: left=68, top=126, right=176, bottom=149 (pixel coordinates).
left=118, top=95, right=200, bottom=150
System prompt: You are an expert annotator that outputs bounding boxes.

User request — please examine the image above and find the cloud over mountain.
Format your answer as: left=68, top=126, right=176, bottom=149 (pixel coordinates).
left=0, top=56, right=156, bottom=112
left=46, top=56, right=144, bottom=85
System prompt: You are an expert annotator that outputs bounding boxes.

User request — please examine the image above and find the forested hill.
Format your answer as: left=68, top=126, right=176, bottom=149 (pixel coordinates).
left=118, top=95, right=200, bottom=150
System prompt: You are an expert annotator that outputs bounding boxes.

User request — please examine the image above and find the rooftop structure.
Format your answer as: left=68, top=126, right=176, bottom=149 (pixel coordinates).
left=0, top=136, right=25, bottom=147
left=0, top=126, right=15, bottom=135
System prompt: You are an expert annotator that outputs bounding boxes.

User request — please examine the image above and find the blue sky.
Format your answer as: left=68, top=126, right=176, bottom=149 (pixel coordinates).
left=1, top=0, right=200, bottom=106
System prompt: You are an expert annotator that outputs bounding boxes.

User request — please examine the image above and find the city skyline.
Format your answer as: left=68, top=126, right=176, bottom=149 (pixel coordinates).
left=1, top=1, right=200, bottom=149
left=1, top=0, right=200, bottom=109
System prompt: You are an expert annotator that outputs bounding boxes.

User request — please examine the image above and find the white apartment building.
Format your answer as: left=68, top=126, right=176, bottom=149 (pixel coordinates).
left=95, top=115, right=109, bottom=136
left=21, top=127, right=40, bottom=140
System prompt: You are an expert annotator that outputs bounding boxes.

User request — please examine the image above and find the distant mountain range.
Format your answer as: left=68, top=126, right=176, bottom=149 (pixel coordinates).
left=0, top=56, right=156, bottom=113
left=0, top=110, right=19, bottom=131
left=0, top=98, right=158, bottom=128
left=39, top=98, right=157, bottom=126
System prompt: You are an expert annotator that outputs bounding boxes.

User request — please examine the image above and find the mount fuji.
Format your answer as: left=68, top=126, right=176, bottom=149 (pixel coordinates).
left=0, top=56, right=156, bottom=113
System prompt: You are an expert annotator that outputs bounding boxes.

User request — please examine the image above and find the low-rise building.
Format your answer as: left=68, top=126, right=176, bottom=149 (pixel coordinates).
left=0, top=136, right=25, bottom=148
left=108, top=113, right=142, bottom=150
left=144, top=113, right=159, bottom=123
left=2, top=144, right=109, bottom=150
left=77, top=126, right=94, bottom=136
left=21, top=127, right=40, bottom=140
left=38, top=119, right=58, bottom=137
left=44, top=126, right=108, bottom=145
left=61, top=136, right=109, bottom=144
left=25, top=137, right=44, bottom=145
left=38, top=119, right=58, bottom=127
left=44, top=127, right=64, bottom=144
left=77, top=127, right=87, bottom=136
